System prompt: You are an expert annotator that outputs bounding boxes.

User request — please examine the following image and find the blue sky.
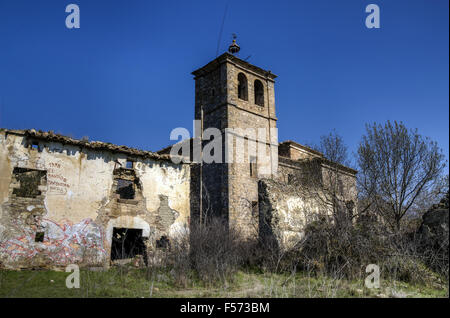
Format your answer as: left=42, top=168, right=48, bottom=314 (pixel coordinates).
left=0, top=0, right=448, bottom=164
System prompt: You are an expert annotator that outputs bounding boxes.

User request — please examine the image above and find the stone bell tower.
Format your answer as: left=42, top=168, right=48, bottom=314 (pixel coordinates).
left=191, top=39, right=278, bottom=236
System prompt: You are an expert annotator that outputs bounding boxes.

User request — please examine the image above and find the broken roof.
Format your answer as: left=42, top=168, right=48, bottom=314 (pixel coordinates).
left=0, top=129, right=357, bottom=173
left=1, top=128, right=175, bottom=162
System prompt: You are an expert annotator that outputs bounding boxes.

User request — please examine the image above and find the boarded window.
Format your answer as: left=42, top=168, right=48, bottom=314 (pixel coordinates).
left=254, top=80, right=264, bottom=106
left=116, top=179, right=135, bottom=199
left=12, top=167, right=46, bottom=198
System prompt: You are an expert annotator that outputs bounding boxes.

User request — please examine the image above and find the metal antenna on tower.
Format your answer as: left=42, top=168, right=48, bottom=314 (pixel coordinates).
left=216, top=3, right=229, bottom=57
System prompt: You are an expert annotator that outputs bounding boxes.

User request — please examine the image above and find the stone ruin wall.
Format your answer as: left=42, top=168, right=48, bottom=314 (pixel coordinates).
left=258, top=178, right=323, bottom=250
left=259, top=154, right=357, bottom=250
left=0, top=130, right=190, bottom=269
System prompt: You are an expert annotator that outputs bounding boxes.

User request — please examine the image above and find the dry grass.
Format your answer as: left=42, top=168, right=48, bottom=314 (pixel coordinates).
left=0, top=267, right=447, bottom=298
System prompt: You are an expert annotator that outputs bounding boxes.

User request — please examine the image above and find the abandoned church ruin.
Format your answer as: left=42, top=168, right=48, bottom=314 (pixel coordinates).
left=0, top=45, right=357, bottom=269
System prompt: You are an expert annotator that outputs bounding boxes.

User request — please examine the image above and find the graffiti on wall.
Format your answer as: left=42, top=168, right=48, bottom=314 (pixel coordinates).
left=0, top=218, right=106, bottom=266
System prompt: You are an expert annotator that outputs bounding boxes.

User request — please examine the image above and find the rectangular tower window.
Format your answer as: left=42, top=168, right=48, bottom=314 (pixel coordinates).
left=249, top=156, right=257, bottom=177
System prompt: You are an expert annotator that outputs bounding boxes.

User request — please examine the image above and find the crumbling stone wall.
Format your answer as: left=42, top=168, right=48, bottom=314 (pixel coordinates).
left=0, top=130, right=190, bottom=269
left=320, top=162, right=358, bottom=220
left=417, top=192, right=449, bottom=258
left=261, top=156, right=357, bottom=250
left=277, top=146, right=357, bottom=223
left=258, top=178, right=322, bottom=250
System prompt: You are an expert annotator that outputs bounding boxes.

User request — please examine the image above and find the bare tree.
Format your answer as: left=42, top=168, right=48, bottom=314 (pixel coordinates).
left=315, top=131, right=356, bottom=224
left=409, top=174, right=449, bottom=217
left=318, top=129, right=350, bottom=167
left=357, top=121, right=446, bottom=231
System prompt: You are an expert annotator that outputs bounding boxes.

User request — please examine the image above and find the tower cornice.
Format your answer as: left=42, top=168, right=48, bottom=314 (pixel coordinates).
left=192, top=52, right=277, bottom=81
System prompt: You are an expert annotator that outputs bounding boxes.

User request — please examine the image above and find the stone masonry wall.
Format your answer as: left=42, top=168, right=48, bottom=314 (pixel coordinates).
left=258, top=178, right=323, bottom=250
left=226, top=59, right=278, bottom=238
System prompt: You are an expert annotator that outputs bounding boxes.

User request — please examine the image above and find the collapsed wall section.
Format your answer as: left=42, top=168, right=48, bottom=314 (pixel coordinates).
left=258, top=178, right=322, bottom=251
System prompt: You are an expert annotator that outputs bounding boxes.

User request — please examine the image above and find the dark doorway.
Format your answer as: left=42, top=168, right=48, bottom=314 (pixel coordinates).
left=111, top=228, right=146, bottom=261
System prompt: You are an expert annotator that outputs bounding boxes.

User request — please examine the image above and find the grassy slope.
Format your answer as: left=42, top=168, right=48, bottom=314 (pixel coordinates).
left=0, top=268, right=448, bottom=298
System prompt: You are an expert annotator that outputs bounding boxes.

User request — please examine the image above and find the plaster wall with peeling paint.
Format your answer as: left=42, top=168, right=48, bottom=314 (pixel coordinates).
left=0, top=130, right=190, bottom=269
